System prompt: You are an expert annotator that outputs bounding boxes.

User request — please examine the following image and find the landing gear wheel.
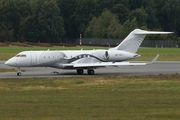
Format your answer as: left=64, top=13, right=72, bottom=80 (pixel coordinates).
left=87, top=69, right=95, bottom=75
left=17, top=72, right=22, bottom=76
left=17, top=67, right=22, bottom=76
left=77, top=69, right=84, bottom=75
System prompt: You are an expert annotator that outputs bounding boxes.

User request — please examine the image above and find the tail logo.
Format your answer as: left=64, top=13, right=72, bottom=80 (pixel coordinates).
left=104, top=51, right=110, bottom=60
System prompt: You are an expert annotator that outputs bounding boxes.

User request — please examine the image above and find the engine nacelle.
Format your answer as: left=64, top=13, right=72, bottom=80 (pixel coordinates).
left=91, top=50, right=139, bottom=62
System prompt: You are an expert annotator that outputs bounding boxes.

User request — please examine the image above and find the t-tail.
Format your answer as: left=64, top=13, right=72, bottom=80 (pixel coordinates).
left=110, top=29, right=173, bottom=53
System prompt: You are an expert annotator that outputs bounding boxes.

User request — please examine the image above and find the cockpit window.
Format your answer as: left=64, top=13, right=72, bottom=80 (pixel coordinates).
left=15, top=55, right=20, bottom=57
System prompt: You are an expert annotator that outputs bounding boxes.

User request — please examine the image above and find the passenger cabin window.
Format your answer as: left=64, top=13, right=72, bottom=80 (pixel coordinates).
left=20, top=55, right=26, bottom=57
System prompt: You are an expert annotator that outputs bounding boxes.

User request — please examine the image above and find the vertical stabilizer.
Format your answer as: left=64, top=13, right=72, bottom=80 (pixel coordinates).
left=110, top=29, right=173, bottom=53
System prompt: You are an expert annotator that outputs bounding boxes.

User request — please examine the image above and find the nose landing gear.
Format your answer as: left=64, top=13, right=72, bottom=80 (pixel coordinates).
left=17, top=72, right=22, bottom=76
left=17, top=67, right=22, bottom=76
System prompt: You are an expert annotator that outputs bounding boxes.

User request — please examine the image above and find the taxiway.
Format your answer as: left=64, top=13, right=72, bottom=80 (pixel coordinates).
left=0, top=61, right=180, bottom=78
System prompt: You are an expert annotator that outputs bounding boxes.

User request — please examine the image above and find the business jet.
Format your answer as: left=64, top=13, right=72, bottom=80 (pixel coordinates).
left=5, top=29, right=173, bottom=76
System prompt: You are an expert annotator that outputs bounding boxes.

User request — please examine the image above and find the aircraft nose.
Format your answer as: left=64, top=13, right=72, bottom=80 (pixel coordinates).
left=4, top=58, right=15, bottom=67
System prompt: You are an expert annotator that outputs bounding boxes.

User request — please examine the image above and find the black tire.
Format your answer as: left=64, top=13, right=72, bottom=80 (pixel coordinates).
left=77, top=69, right=84, bottom=75
left=87, top=69, right=94, bottom=75
left=17, top=72, right=22, bottom=76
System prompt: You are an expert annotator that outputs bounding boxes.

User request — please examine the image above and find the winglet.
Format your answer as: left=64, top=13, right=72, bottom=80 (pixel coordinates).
left=148, top=54, right=159, bottom=64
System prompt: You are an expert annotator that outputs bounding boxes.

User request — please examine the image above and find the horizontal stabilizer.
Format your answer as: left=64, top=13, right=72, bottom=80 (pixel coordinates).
left=134, top=31, right=173, bottom=35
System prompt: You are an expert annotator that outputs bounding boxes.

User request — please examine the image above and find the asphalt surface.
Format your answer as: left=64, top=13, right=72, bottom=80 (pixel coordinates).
left=0, top=61, right=180, bottom=78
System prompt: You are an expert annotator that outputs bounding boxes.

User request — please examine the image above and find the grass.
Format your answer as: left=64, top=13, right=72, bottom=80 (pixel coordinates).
left=0, top=45, right=107, bottom=53
left=0, top=68, right=16, bottom=72
left=136, top=47, right=180, bottom=61
left=0, top=45, right=106, bottom=60
left=0, top=74, right=180, bottom=119
left=0, top=45, right=180, bottom=61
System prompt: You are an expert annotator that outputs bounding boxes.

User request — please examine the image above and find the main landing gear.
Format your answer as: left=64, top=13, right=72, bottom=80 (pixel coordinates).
left=17, top=67, right=22, bottom=76
left=77, top=69, right=84, bottom=75
left=76, top=69, right=95, bottom=75
left=87, top=69, right=94, bottom=75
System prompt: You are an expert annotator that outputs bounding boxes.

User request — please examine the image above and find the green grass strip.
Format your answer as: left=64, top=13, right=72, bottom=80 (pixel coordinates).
left=0, top=74, right=180, bottom=119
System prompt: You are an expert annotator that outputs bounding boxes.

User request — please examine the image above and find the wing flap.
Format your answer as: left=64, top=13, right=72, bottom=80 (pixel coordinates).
left=74, top=62, right=147, bottom=67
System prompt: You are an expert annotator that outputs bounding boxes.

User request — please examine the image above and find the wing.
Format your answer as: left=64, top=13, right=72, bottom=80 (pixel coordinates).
left=62, top=54, right=159, bottom=68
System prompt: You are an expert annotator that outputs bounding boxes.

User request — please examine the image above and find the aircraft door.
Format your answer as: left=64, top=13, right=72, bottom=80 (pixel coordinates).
left=31, top=53, right=37, bottom=66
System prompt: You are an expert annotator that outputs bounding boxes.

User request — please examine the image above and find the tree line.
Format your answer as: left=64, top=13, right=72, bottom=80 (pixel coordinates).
left=0, top=0, right=179, bottom=43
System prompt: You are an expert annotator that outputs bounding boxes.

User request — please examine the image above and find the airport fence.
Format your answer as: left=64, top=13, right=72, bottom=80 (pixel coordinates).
left=75, top=38, right=180, bottom=48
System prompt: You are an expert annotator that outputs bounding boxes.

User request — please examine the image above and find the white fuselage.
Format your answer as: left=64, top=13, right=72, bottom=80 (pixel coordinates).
left=5, top=49, right=139, bottom=69
left=4, top=29, right=172, bottom=76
